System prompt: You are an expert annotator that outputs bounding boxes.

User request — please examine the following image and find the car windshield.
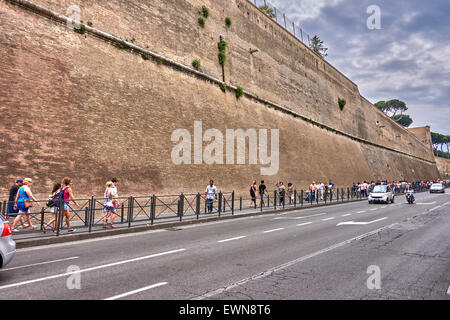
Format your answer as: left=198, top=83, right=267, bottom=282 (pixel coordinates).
left=432, top=184, right=442, bottom=188
left=372, top=185, right=387, bottom=193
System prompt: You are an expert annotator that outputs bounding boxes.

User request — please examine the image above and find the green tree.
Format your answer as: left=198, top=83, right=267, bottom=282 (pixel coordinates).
left=375, top=99, right=407, bottom=117
left=309, top=35, right=328, bottom=58
left=259, top=5, right=275, bottom=18
left=392, top=114, right=413, bottom=127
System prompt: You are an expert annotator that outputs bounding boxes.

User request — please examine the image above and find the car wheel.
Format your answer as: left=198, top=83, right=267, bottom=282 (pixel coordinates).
left=391, top=197, right=394, bottom=203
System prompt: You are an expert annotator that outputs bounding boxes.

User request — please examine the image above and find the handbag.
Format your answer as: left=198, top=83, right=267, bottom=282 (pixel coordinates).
left=24, top=200, right=34, bottom=208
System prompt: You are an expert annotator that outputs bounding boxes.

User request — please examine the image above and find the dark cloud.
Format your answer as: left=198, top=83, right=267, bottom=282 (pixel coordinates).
left=267, top=0, right=450, bottom=135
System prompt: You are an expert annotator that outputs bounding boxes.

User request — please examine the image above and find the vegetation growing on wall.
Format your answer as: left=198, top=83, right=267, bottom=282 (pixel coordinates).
left=74, top=21, right=86, bottom=34
left=236, top=86, right=244, bottom=99
left=338, top=98, right=346, bottom=111
left=220, top=82, right=227, bottom=92
left=225, top=17, right=232, bottom=27
left=141, top=52, right=150, bottom=60
left=309, top=35, right=328, bottom=58
left=192, top=59, right=201, bottom=70
left=259, top=5, right=275, bottom=18
left=198, top=17, right=205, bottom=28
left=218, top=40, right=227, bottom=65
left=201, top=6, right=209, bottom=18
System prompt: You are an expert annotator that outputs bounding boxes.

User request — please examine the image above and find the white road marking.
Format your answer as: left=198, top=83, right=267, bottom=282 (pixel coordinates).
left=193, top=222, right=398, bottom=300
left=217, top=236, right=247, bottom=243
left=104, top=282, right=168, bottom=300
left=447, top=285, right=450, bottom=295
left=370, top=208, right=378, bottom=211
left=273, top=213, right=327, bottom=220
left=0, top=248, right=185, bottom=290
left=321, top=217, right=335, bottom=221
left=380, top=206, right=387, bottom=209
left=0, top=256, right=79, bottom=272
left=429, top=205, right=442, bottom=212
left=337, top=217, right=388, bottom=226
left=341, top=214, right=352, bottom=217
left=295, top=213, right=327, bottom=220
left=296, top=222, right=313, bottom=227
left=357, top=211, right=366, bottom=214
left=263, top=228, right=285, bottom=234
left=416, top=202, right=436, bottom=205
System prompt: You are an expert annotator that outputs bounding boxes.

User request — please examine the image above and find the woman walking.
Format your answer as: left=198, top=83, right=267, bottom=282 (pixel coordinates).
left=12, top=178, right=38, bottom=232
left=60, top=177, right=80, bottom=233
left=249, top=181, right=257, bottom=208
left=103, top=181, right=116, bottom=228
left=43, top=182, right=61, bottom=233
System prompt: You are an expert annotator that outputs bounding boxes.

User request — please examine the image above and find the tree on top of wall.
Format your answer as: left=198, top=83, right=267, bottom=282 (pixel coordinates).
left=432, top=132, right=450, bottom=158
left=375, top=99, right=414, bottom=127
left=392, top=114, right=413, bottom=128
left=309, top=35, right=328, bottom=58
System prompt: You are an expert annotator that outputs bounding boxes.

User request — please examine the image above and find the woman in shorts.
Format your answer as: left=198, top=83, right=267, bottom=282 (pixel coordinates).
left=103, top=181, right=116, bottom=228
left=60, top=177, right=80, bottom=233
left=43, top=182, right=61, bottom=232
left=12, top=178, right=38, bottom=232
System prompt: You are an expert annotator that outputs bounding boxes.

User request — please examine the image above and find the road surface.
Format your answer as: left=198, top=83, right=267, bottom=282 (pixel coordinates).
left=1, top=191, right=449, bottom=300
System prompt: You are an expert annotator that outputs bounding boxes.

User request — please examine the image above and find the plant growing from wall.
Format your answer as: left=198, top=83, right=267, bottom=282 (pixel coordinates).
left=225, top=17, right=232, bottom=27
left=141, top=52, right=150, bottom=60
left=218, top=40, right=227, bottom=65
left=87, top=21, right=93, bottom=27
left=220, top=82, right=227, bottom=92
left=236, top=86, right=244, bottom=99
left=192, top=59, right=201, bottom=70
left=74, top=20, right=86, bottom=34
left=338, top=98, right=346, bottom=111
left=198, top=17, right=205, bottom=28
left=259, top=5, right=275, bottom=19
left=201, top=5, right=209, bottom=18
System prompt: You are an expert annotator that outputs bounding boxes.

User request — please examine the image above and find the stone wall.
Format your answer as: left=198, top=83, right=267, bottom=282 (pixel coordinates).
left=435, top=157, right=450, bottom=179
left=0, top=0, right=439, bottom=197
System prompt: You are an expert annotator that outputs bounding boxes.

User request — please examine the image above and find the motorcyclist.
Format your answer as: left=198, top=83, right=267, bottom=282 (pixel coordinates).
left=406, top=185, right=415, bottom=203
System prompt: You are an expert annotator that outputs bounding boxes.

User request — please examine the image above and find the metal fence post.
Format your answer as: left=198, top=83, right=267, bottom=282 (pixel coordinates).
left=301, top=190, right=304, bottom=206
left=231, top=191, right=235, bottom=215
left=88, top=196, right=94, bottom=233
left=294, top=189, right=297, bottom=207
left=274, top=190, right=277, bottom=209
left=240, top=196, right=242, bottom=211
left=56, top=200, right=63, bottom=236
left=128, top=196, right=133, bottom=228
left=196, top=193, right=200, bottom=219
left=40, top=207, right=45, bottom=231
left=151, top=194, right=156, bottom=225
left=218, top=192, right=222, bottom=216
left=179, top=193, right=184, bottom=222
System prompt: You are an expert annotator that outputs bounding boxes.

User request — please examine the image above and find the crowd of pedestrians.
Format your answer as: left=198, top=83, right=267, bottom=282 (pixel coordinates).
left=5, top=176, right=120, bottom=233
left=3, top=176, right=448, bottom=232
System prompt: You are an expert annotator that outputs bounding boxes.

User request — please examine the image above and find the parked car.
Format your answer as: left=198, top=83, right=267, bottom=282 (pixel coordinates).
left=430, top=183, right=445, bottom=193
left=0, top=215, right=16, bottom=268
left=368, top=185, right=395, bottom=204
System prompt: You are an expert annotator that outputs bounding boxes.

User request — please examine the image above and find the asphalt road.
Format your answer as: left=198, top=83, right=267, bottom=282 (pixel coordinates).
left=0, top=191, right=449, bottom=300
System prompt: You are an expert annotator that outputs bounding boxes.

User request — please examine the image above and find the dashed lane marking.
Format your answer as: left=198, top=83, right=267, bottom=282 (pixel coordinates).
left=104, top=282, right=168, bottom=300
left=217, top=236, right=247, bottom=243
left=263, top=228, right=285, bottom=234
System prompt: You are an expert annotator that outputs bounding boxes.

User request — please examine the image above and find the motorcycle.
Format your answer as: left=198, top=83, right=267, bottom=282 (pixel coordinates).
left=406, top=191, right=415, bottom=204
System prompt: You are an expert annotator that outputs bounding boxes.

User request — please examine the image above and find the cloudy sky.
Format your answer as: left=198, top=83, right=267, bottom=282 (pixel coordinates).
left=266, top=0, right=450, bottom=135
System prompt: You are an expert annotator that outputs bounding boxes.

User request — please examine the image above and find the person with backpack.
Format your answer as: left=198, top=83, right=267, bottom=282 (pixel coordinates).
left=42, top=182, right=61, bottom=233
left=55, top=177, right=80, bottom=233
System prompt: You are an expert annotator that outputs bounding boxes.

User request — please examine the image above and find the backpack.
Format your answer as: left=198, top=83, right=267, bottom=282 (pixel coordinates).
left=50, top=187, right=69, bottom=207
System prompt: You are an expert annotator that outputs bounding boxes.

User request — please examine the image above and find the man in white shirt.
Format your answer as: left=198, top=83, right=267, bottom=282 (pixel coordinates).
left=205, top=180, right=217, bottom=214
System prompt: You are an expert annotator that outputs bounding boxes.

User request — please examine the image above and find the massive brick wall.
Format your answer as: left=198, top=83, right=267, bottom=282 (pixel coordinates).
left=435, top=157, right=450, bottom=179
left=0, top=0, right=439, bottom=197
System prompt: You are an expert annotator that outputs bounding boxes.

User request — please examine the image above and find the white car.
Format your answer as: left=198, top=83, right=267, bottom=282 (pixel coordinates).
left=0, top=215, right=16, bottom=268
left=368, top=185, right=395, bottom=204
left=430, top=183, right=445, bottom=193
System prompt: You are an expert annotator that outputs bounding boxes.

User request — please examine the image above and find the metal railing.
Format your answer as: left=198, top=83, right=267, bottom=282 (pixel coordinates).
left=251, top=0, right=312, bottom=47
left=1, top=183, right=447, bottom=241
